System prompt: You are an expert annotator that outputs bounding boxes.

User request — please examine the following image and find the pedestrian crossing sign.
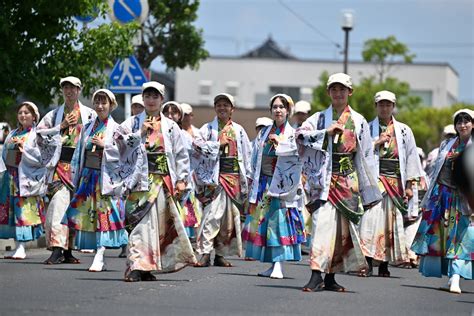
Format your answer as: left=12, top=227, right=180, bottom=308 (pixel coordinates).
left=109, top=55, right=148, bottom=93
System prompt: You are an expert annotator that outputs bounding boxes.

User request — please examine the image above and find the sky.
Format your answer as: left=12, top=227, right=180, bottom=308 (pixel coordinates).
left=155, top=0, right=474, bottom=103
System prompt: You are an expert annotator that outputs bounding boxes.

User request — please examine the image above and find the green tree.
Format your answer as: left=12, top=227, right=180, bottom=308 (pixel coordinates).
left=349, top=76, right=422, bottom=121
left=0, top=1, right=138, bottom=123
left=311, top=71, right=331, bottom=113
left=362, top=35, right=416, bottom=83
left=311, top=72, right=422, bottom=121
left=136, top=0, right=209, bottom=69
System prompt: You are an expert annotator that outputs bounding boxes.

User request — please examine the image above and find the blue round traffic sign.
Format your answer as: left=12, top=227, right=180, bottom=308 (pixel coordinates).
left=108, top=0, right=149, bottom=24
left=75, top=7, right=99, bottom=23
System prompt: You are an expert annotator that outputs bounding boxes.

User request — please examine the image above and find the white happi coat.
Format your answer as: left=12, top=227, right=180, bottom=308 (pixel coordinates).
left=370, top=117, right=424, bottom=190
left=36, top=102, right=96, bottom=181
left=0, top=126, right=61, bottom=197
left=181, top=126, right=201, bottom=191
left=370, top=117, right=427, bottom=217
left=114, top=112, right=189, bottom=193
left=249, top=121, right=303, bottom=208
left=422, top=136, right=472, bottom=215
left=69, top=116, right=122, bottom=196
left=192, top=117, right=252, bottom=198
left=297, top=105, right=382, bottom=206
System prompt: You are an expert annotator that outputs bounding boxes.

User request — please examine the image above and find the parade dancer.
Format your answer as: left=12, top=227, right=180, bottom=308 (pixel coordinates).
left=296, top=73, right=382, bottom=292
left=131, top=94, right=145, bottom=116
left=243, top=94, right=305, bottom=279
left=402, top=148, right=429, bottom=269
left=252, top=117, right=273, bottom=148
left=292, top=100, right=311, bottom=128
left=1, top=102, right=59, bottom=259
left=114, top=81, right=196, bottom=282
left=193, top=93, right=252, bottom=268
left=358, top=90, right=425, bottom=277
left=64, top=89, right=127, bottom=271
left=161, top=101, right=200, bottom=239
left=117, top=95, right=145, bottom=259
left=412, top=109, right=473, bottom=294
left=38, top=76, right=95, bottom=264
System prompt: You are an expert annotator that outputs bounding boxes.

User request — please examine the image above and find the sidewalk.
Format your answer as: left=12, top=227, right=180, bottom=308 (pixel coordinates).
left=0, top=236, right=46, bottom=251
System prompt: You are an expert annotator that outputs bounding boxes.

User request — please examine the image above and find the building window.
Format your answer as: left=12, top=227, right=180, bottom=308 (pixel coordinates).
left=410, top=90, right=433, bottom=106
left=226, top=81, right=239, bottom=97
left=199, top=80, right=212, bottom=96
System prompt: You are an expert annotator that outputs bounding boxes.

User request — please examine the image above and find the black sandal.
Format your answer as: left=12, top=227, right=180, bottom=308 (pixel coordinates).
left=324, top=282, right=346, bottom=292
left=214, top=255, right=232, bottom=267
left=63, top=256, right=81, bottom=264
left=302, top=270, right=325, bottom=292
left=63, top=249, right=81, bottom=264
left=44, top=255, right=65, bottom=265
left=378, top=262, right=391, bottom=277
left=140, top=271, right=157, bottom=281
left=324, top=273, right=346, bottom=292
left=44, top=247, right=65, bottom=265
left=302, top=281, right=325, bottom=292
left=359, top=257, right=373, bottom=277
left=194, top=254, right=211, bottom=267
left=124, top=270, right=142, bottom=282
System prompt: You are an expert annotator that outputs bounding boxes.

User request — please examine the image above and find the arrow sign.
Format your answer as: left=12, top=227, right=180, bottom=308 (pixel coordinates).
left=109, top=55, right=148, bottom=93
left=108, top=0, right=149, bottom=24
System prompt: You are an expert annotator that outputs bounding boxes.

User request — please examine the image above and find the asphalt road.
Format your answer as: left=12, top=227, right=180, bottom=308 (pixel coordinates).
left=1, top=248, right=473, bottom=316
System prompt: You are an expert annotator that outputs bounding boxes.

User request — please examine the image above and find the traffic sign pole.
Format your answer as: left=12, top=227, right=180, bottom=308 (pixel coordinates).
left=125, top=93, right=131, bottom=119
left=107, top=0, right=149, bottom=121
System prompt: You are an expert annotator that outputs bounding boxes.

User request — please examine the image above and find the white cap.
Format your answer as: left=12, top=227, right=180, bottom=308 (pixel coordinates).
left=60, top=76, right=81, bottom=88
left=453, top=108, right=474, bottom=120
left=294, top=100, right=311, bottom=114
left=162, top=101, right=183, bottom=121
left=214, top=93, right=235, bottom=107
left=375, top=90, right=397, bottom=104
left=20, top=101, right=41, bottom=122
left=443, top=124, right=456, bottom=136
left=181, top=103, right=193, bottom=115
left=142, top=81, right=165, bottom=96
left=270, top=94, right=295, bottom=116
left=255, top=117, right=273, bottom=128
left=327, top=73, right=352, bottom=89
left=92, top=89, right=118, bottom=111
left=131, top=94, right=144, bottom=107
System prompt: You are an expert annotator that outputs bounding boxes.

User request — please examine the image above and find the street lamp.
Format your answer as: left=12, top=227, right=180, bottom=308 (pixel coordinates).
left=341, top=11, right=354, bottom=74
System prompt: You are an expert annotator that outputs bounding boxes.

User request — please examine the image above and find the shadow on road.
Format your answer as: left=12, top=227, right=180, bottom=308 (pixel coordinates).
left=76, top=277, right=124, bottom=282
left=218, top=272, right=295, bottom=280
left=256, top=284, right=303, bottom=291
left=344, top=272, right=402, bottom=279
left=256, top=284, right=358, bottom=293
left=402, top=284, right=474, bottom=294
left=1, top=260, right=46, bottom=265
left=45, top=267, right=121, bottom=272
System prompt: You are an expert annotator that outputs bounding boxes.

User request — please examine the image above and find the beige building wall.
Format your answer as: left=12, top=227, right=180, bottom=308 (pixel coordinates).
left=176, top=57, right=458, bottom=109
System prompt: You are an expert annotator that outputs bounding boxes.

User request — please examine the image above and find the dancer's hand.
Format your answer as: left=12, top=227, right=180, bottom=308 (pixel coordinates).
left=327, top=123, right=344, bottom=136
left=375, top=132, right=391, bottom=147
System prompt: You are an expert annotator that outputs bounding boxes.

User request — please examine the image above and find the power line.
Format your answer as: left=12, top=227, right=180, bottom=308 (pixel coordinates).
left=277, top=0, right=341, bottom=49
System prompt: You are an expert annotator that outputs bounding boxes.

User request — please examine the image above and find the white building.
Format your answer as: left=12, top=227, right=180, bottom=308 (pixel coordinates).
left=176, top=38, right=458, bottom=109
